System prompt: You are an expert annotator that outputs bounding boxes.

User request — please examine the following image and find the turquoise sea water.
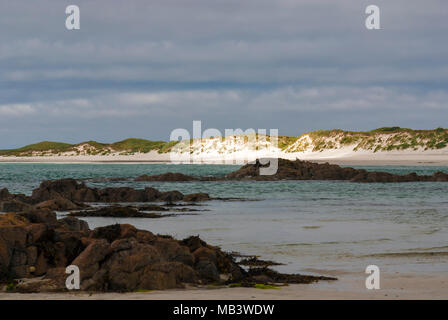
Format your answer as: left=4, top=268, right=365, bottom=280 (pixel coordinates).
left=1, top=163, right=447, bottom=275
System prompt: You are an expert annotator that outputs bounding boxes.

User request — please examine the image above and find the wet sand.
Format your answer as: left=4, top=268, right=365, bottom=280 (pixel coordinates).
left=1, top=272, right=447, bottom=300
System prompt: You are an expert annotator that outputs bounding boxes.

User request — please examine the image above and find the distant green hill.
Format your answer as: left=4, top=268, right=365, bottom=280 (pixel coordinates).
left=1, top=127, right=447, bottom=157
left=0, top=138, right=178, bottom=157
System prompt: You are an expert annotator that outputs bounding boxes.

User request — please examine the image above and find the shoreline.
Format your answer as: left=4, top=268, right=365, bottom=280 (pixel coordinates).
left=2, top=154, right=448, bottom=166
left=1, top=272, right=447, bottom=300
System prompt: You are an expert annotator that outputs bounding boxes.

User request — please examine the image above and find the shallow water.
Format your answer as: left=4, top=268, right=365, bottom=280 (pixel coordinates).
left=1, top=163, right=447, bottom=275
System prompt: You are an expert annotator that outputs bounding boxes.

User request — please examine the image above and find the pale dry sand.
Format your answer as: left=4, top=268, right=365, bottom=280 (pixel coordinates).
left=1, top=272, right=447, bottom=300
left=1, top=149, right=448, bottom=166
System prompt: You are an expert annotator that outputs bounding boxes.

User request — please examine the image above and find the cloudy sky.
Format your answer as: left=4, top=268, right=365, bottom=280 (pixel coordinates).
left=0, top=0, right=447, bottom=148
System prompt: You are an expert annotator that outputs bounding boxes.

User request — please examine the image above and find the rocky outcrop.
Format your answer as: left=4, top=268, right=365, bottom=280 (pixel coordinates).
left=183, top=193, right=211, bottom=202
left=227, top=158, right=448, bottom=182
left=68, top=206, right=172, bottom=218
left=0, top=210, right=335, bottom=293
left=135, top=172, right=198, bottom=182
left=0, top=210, right=86, bottom=284
left=27, top=179, right=211, bottom=204
left=0, top=189, right=36, bottom=213
left=34, top=197, right=83, bottom=211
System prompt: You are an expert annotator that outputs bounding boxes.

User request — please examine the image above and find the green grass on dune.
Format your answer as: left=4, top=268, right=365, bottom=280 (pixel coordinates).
left=0, top=138, right=180, bottom=156
left=0, top=141, right=73, bottom=156
left=303, top=127, right=448, bottom=152
left=110, top=138, right=169, bottom=153
left=0, top=127, right=447, bottom=156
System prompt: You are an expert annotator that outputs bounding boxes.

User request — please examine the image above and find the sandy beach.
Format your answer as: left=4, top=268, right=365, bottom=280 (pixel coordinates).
left=1, top=153, right=447, bottom=300
left=1, top=149, right=448, bottom=166
left=1, top=272, right=446, bottom=300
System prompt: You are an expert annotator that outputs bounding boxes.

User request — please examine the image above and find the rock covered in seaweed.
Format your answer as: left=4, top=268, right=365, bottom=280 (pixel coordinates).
left=0, top=209, right=335, bottom=293
left=226, top=158, right=448, bottom=182
left=135, top=172, right=198, bottom=182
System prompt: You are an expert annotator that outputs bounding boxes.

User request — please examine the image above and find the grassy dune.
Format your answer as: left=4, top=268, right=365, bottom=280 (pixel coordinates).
left=1, top=127, right=447, bottom=157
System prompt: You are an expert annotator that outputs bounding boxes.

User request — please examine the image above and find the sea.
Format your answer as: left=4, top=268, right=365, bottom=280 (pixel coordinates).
left=1, top=163, right=447, bottom=276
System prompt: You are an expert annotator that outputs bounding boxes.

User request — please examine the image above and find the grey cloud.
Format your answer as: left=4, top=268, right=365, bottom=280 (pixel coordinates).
left=0, top=0, right=447, bottom=148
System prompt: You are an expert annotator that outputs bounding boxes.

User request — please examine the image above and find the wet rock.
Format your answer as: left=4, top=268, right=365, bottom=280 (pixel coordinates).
left=31, top=179, right=82, bottom=202
left=57, top=216, right=89, bottom=233
left=238, top=256, right=284, bottom=267
left=119, top=224, right=138, bottom=239
left=0, top=200, right=32, bottom=213
left=158, top=191, right=184, bottom=202
left=91, top=224, right=122, bottom=243
left=139, top=262, right=198, bottom=290
left=30, top=179, right=198, bottom=203
left=135, top=172, right=197, bottom=182
left=34, top=197, right=81, bottom=211
left=14, top=277, right=61, bottom=293
left=0, top=189, right=11, bottom=201
left=195, top=260, right=220, bottom=282
left=0, top=208, right=336, bottom=292
left=25, top=223, right=49, bottom=243
left=193, top=247, right=217, bottom=265
left=143, top=187, right=161, bottom=201
left=18, top=209, right=57, bottom=225
left=69, top=206, right=170, bottom=218
left=72, top=239, right=110, bottom=280
left=182, top=235, right=207, bottom=252
left=227, top=158, right=448, bottom=183
left=245, top=267, right=337, bottom=284
left=183, top=193, right=211, bottom=202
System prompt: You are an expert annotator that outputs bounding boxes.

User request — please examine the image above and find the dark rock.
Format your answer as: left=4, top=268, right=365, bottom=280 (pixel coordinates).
left=0, top=189, right=11, bottom=201
left=17, top=209, right=57, bottom=224
left=91, top=224, right=122, bottom=243
left=135, top=172, right=197, bottom=182
left=143, top=187, right=161, bottom=201
left=30, top=178, right=193, bottom=203
left=0, top=208, right=335, bottom=292
left=227, top=158, right=448, bottom=183
left=182, top=235, right=207, bottom=252
left=238, top=256, right=284, bottom=267
left=31, top=179, right=82, bottom=202
left=195, top=260, right=220, bottom=282
left=245, top=267, right=337, bottom=284
left=72, top=239, right=110, bottom=280
left=34, top=197, right=80, bottom=211
left=158, top=191, right=184, bottom=202
left=183, top=193, right=211, bottom=202
left=0, top=200, right=32, bottom=213
left=58, top=217, right=89, bottom=233
left=69, top=206, right=170, bottom=218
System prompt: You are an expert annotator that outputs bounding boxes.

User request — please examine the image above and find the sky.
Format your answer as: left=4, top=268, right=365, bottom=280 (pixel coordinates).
left=0, top=0, right=447, bottom=148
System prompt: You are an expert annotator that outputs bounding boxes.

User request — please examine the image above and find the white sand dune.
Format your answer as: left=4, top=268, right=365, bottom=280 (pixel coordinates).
left=1, top=148, right=448, bottom=166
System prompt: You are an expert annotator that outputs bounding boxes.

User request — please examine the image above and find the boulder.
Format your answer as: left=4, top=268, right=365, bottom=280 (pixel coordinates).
left=183, top=193, right=211, bottom=202
left=57, top=217, right=89, bottom=233
left=0, top=200, right=32, bottom=213
left=135, top=172, right=197, bottom=182
left=31, top=179, right=82, bottom=202
left=0, top=189, right=11, bottom=201
left=158, top=191, right=184, bottom=202
left=71, top=239, right=110, bottom=280
left=227, top=158, right=448, bottom=183
left=34, top=197, right=80, bottom=211
left=17, top=209, right=57, bottom=224
left=143, top=187, right=161, bottom=201
left=0, top=208, right=334, bottom=292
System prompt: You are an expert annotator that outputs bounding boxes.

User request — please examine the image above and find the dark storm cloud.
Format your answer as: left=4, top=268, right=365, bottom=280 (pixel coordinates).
left=0, top=0, right=447, bottom=148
